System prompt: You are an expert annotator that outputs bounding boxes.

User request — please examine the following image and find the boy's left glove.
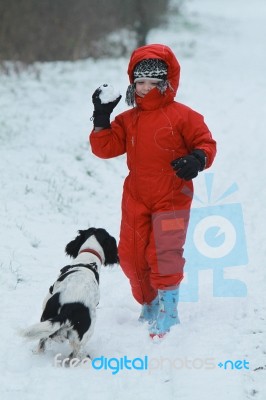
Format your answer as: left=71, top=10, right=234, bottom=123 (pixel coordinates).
left=92, top=84, right=122, bottom=129
left=171, top=149, right=206, bottom=181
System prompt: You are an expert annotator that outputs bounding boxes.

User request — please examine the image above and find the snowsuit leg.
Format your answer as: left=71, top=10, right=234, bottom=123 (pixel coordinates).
left=147, top=208, right=190, bottom=290
left=118, top=192, right=157, bottom=305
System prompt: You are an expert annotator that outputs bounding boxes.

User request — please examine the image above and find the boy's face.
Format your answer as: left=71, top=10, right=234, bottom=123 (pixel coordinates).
left=135, top=79, right=161, bottom=98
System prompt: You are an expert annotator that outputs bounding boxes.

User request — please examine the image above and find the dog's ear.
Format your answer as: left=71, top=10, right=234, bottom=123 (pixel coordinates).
left=93, top=229, right=118, bottom=265
left=65, top=230, right=87, bottom=258
left=102, top=236, right=119, bottom=266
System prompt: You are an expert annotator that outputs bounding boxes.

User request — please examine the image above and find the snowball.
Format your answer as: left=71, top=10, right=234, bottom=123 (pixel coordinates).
left=99, top=84, right=121, bottom=104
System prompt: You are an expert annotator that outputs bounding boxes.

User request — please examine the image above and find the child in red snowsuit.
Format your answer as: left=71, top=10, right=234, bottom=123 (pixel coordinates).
left=90, top=44, right=216, bottom=338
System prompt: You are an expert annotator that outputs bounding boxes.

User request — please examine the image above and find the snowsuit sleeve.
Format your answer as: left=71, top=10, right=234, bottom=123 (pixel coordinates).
left=180, top=108, right=216, bottom=168
left=89, top=114, right=126, bottom=159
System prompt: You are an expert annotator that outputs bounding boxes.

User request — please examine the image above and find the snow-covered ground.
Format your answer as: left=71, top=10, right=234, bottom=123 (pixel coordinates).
left=1, top=0, right=266, bottom=398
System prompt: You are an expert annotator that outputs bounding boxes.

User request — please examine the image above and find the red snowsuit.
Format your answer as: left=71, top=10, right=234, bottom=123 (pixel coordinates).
left=90, top=44, right=216, bottom=305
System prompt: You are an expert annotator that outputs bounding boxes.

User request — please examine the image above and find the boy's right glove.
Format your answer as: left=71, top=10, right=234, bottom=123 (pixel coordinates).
left=171, top=149, right=206, bottom=181
left=92, top=85, right=122, bottom=129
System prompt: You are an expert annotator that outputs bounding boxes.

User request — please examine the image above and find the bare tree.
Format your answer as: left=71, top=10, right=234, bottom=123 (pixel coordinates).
left=0, top=0, right=172, bottom=63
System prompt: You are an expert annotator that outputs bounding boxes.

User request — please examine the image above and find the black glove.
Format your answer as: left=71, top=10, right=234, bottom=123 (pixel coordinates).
left=92, top=84, right=122, bottom=129
left=171, top=149, right=206, bottom=181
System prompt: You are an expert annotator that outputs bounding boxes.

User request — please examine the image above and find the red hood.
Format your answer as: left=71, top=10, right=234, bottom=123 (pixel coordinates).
left=127, top=44, right=180, bottom=97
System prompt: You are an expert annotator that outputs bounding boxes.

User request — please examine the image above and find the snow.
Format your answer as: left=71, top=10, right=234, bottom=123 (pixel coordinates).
left=98, top=84, right=121, bottom=104
left=1, top=0, right=266, bottom=399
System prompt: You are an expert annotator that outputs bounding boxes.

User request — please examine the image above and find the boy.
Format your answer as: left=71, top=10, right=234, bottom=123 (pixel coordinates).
left=90, top=44, right=216, bottom=338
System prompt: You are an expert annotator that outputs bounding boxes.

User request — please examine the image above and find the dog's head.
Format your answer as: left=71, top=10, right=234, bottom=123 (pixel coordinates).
left=65, top=228, right=119, bottom=266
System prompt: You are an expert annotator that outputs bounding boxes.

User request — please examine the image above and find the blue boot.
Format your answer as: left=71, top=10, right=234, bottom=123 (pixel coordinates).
left=149, top=288, right=180, bottom=338
left=138, top=295, right=159, bottom=324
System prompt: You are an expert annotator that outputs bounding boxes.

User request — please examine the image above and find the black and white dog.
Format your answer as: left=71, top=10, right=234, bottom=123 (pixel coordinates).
left=22, top=228, right=118, bottom=360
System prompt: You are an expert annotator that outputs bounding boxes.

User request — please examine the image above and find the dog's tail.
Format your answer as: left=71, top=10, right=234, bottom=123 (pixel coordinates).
left=20, top=320, right=67, bottom=341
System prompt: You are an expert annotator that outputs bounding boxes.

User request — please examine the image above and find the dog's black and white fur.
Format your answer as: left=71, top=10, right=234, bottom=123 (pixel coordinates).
left=22, top=228, right=118, bottom=360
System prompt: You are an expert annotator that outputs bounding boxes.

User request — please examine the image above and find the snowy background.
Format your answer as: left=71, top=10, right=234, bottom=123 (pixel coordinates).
left=1, top=0, right=266, bottom=398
